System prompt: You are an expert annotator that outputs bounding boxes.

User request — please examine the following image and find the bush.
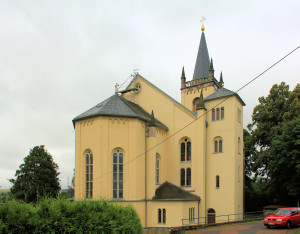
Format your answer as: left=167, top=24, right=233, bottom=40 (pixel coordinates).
left=0, top=198, right=142, bottom=233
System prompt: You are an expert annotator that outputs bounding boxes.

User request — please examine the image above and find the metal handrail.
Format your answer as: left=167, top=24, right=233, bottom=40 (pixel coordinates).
left=182, top=211, right=264, bottom=226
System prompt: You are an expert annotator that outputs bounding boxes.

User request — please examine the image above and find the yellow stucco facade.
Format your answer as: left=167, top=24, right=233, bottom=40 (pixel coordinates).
left=73, top=30, right=245, bottom=228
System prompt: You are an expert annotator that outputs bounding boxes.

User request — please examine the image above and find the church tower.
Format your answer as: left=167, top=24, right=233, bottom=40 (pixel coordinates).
left=181, top=25, right=223, bottom=112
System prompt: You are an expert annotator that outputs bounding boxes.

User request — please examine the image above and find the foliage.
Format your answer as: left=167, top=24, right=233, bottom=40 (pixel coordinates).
left=0, top=198, right=142, bottom=233
left=9, top=146, right=60, bottom=203
left=268, top=118, right=300, bottom=204
left=247, top=82, right=296, bottom=177
left=245, top=83, right=299, bottom=209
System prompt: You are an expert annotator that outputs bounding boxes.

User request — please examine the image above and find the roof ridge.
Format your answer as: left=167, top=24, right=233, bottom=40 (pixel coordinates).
left=124, top=74, right=197, bottom=117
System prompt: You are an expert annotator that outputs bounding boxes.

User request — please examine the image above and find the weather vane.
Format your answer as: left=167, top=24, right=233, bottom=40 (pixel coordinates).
left=200, top=16, right=206, bottom=31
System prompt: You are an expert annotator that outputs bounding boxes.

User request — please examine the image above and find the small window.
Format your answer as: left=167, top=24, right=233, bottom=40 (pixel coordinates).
left=212, top=109, right=215, bottom=121
left=216, top=175, right=220, bottom=188
left=219, top=140, right=222, bottom=152
left=180, top=168, right=185, bottom=186
left=214, top=138, right=223, bottom=153
left=186, top=168, right=191, bottom=186
left=214, top=140, right=218, bottom=153
left=216, top=108, right=220, bottom=120
left=193, top=98, right=200, bottom=112
left=238, top=137, right=241, bottom=154
left=163, top=209, right=166, bottom=224
left=237, top=108, right=241, bottom=123
left=158, top=209, right=162, bottom=223
left=189, top=207, right=195, bottom=223
left=221, top=107, right=224, bottom=120
left=156, top=154, right=160, bottom=184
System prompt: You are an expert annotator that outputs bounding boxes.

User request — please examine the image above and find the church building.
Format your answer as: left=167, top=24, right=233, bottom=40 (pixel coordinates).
left=73, top=25, right=245, bottom=228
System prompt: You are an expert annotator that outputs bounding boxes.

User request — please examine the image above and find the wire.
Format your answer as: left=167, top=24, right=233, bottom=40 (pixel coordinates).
left=75, top=46, right=299, bottom=189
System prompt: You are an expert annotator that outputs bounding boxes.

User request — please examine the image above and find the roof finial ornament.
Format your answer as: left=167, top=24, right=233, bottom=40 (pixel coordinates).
left=115, top=83, right=119, bottom=94
left=200, top=16, right=206, bottom=32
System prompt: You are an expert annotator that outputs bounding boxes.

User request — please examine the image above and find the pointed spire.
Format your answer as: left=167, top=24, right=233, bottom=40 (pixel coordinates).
left=148, top=110, right=156, bottom=127
left=193, top=31, right=210, bottom=80
left=209, top=58, right=214, bottom=71
left=181, top=66, right=186, bottom=79
left=196, top=90, right=206, bottom=110
left=219, top=72, right=224, bottom=87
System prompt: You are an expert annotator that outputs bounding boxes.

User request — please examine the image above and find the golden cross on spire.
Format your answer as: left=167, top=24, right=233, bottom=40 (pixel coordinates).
left=200, top=16, right=206, bottom=31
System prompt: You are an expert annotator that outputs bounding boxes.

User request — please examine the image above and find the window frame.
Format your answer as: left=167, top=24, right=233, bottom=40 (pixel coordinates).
left=85, top=150, right=93, bottom=199
left=113, top=149, right=124, bottom=199
left=216, top=175, right=220, bottom=188
left=180, top=138, right=192, bottom=162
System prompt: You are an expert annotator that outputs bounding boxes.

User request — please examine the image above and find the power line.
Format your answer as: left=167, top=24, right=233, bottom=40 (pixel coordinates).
left=76, top=46, right=299, bottom=189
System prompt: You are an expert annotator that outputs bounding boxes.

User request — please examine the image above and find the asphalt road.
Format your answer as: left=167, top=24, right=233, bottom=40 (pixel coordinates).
left=190, top=222, right=300, bottom=234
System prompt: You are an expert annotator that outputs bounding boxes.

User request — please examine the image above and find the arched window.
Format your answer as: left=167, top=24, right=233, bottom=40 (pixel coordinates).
left=181, top=142, right=185, bottom=161
left=219, top=140, right=223, bottom=152
left=207, top=209, right=216, bottom=224
left=186, top=168, right=191, bottom=186
left=180, top=138, right=191, bottom=161
left=85, top=150, right=93, bottom=199
left=158, top=209, right=162, bottom=223
left=214, top=137, right=223, bottom=153
left=214, top=140, right=218, bottom=153
left=113, top=149, right=123, bottom=199
left=192, top=98, right=200, bottom=112
left=180, top=168, right=185, bottom=186
left=216, top=175, right=220, bottom=188
left=163, top=209, right=166, bottom=224
left=212, top=109, right=215, bottom=121
left=221, top=107, right=224, bottom=120
left=156, top=154, right=160, bottom=184
left=216, top=108, right=220, bottom=120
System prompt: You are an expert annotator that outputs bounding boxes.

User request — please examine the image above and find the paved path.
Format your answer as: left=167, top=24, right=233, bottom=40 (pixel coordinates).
left=190, top=222, right=300, bottom=234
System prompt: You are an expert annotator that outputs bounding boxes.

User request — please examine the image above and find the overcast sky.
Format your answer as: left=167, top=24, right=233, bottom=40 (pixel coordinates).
left=0, top=1, right=299, bottom=189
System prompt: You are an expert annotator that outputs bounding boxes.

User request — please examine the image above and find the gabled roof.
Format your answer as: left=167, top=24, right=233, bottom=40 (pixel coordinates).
left=125, top=74, right=197, bottom=118
left=204, top=88, right=246, bottom=106
left=152, top=181, right=200, bottom=201
left=72, top=94, right=168, bottom=130
left=193, top=32, right=210, bottom=80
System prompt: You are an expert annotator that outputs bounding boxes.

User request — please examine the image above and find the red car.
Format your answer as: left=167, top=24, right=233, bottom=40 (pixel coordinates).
left=264, top=207, right=300, bottom=229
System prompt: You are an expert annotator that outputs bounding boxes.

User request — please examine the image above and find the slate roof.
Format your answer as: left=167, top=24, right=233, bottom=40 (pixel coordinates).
left=193, top=32, right=210, bottom=80
left=72, top=94, right=169, bottom=130
left=152, top=181, right=200, bottom=201
left=204, top=88, right=246, bottom=106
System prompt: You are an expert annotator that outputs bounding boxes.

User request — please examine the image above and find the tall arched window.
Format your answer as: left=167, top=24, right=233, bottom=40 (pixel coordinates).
left=216, top=108, right=220, bottom=120
left=158, top=209, right=162, bottom=223
left=212, top=109, right=215, bottom=121
left=186, top=168, right=191, bottom=186
left=219, top=140, right=223, bottom=152
left=216, top=175, right=220, bottom=188
left=156, top=154, right=160, bottom=184
left=193, top=98, right=200, bottom=112
left=180, top=138, right=191, bottom=161
left=214, top=137, right=223, bottom=153
left=180, top=168, right=185, bottom=186
left=113, top=149, right=123, bottom=199
left=85, top=150, right=93, bottom=199
left=163, top=209, right=166, bottom=224
left=221, top=107, right=225, bottom=120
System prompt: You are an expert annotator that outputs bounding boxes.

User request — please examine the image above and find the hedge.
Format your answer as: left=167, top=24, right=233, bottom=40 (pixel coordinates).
left=0, top=198, right=142, bottom=233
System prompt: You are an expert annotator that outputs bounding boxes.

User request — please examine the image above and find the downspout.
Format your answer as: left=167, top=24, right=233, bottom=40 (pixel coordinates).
left=145, top=123, right=148, bottom=228
left=205, top=121, right=208, bottom=226
left=198, top=200, right=200, bottom=225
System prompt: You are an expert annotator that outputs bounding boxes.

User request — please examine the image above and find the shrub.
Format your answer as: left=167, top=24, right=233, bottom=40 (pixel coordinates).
left=0, top=198, right=142, bottom=233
